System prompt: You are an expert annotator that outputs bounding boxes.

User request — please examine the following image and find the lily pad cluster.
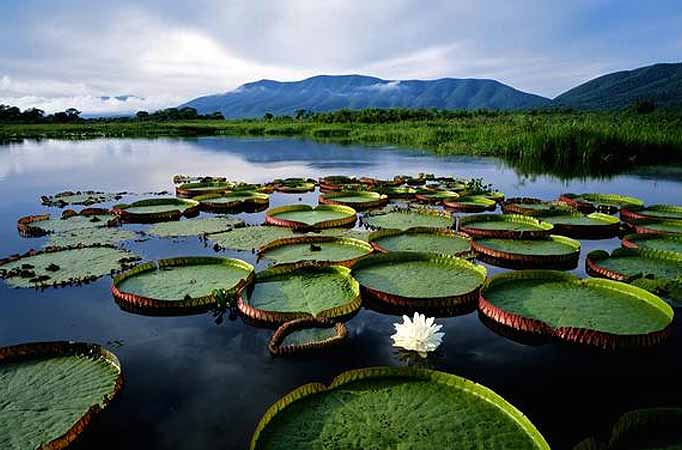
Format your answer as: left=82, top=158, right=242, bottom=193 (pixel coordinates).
left=40, top=190, right=125, bottom=207
left=17, top=208, right=118, bottom=237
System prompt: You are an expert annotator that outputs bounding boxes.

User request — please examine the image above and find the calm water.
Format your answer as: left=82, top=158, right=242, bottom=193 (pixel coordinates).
left=1, top=137, right=682, bottom=450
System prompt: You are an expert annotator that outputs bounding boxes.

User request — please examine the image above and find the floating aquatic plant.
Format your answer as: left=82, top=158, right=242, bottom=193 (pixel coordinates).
left=46, top=227, right=137, bottom=247
left=265, top=204, right=357, bottom=230
left=472, top=235, right=581, bottom=270
left=209, top=225, right=297, bottom=251
left=40, top=190, right=125, bottom=208
left=112, top=198, right=200, bottom=223
left=194, top=191, right=269, bottom=212
left=268, top=317, right=347, bottom=356
left=363, top=206, right=453, bottom=231
left=17, top=208, right=118, bottom=237
left=369, top=227, right=471, bottom=257
left=318, top=190, right=388, bottom=210
left=559, top=193, right=644, bottom=215
left=458, top=214, right=554, bottom=239
left=258, top=236, right=373, bottom=266
left=148, top=216, right=244, bottom=237
left=391, top=312, right=444, bottom=357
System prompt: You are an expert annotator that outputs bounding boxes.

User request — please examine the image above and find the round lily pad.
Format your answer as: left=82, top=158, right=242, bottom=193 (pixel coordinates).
left=0, top=341, right=123, bottom=450
left=443, top=195, right=497, bottom=213
left=273, top=178, right=316, bottom=193
left=318, top=191, right=388, bottom=210
left=175, top=181, right=233, bottom=198
left=622, top=233, right=682, bottom=254
left=472, top=235, right=581, bottom=270
left=112, top=256, right=254, bottom=314
left=148, top=216, right=244, bottom=237
left=237, top=263, right=361, bottom=324
left=17, top=208, right=117, bottom=237
left=47, top=227, right=137, bottom=247
left=543, top=212, right=621, bottom=239
left=620, top=204, right=682, bottom=223
left=310, top=228, right=371, bottom=242
left=351, top=252, right=486, bottom=310
left=258, top=236, right=373, bottom=266
left=378, top=185, right=417, bottom=199
left=209, top=226, right=296, bottom=251
left=479, top=270, right=673, bottom=349
left=112, top=198, right=199, bottom=223
left=502, top=198, right=577, bottom=216
left=265, top=204, right=357, bottom=230
left=41, top=190, right=124, bottom=208
left=268, top=317, right=347, bottom=356
left=559, top=193, right=644, bottom=214
left=319, top=175, right=356, bottom=192
left=194, top=191, right=269, bottom=212
left=415, top=190, right=460, bottom=204
left=459, top=214, right=553, bottom=239
left=0, top=245, right=139, bottom=288
left=369, top=227, right=471, bottom=257
left=250, top=366, right=550, bottom=450
left=363, top=208, right=453, bottom=231
left=628, top=218, right=682, bottom=235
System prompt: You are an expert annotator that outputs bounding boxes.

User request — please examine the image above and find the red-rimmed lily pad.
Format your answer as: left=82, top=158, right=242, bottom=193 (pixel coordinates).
left=369, top=227, right=471, bottom=257
left=627, top=218, right=682, bottom=235
left=543, top=212, right=621, bottom=239
left=112, top=198, right=199, bottom=223
left=620, top=204, right=682, bottom=223
left=273, top=178, right=316, bottom=193
left=318, top=191, right=388, bottom=210
left=194, top=191, right=269, bottom=212
left=258, top=235, right=373, bottom=266
left=268, top=318, right=347, bottom=356
left=559, top=193, right=643, bottom=215
left=443, top=195, right=497, bottom=213
left=40, top=190, right=125, bottom=208
left=112, top=256, right=254, bottom=315
left=459, top=214, right=553, bottom=239
left=265, top=204, right=357, bottom=230
left=249, top=366, right=550, bottom=450
left=0, top=341, right=123, bottom=450
left=501, top=197, right=577, bottom=216
left=209, top=226, right=296, bottom=251
left=472, top=235, right=581, bottom=270
left=175, top=181, right=233, bottom=198
left=377, top=185, right=418, bottom=199
left=318, top=175, right=356, bottom=192
left=622, top=233, right=682, bottom=254
left=237, top=263, right=361, bottom=324
left=17, top=208, right=118, bottom=237
left=479, top=270, right=673, bottom=349
left=414, top=190, right=460, bottom=204
left=363, top=207, right=453, bottom=231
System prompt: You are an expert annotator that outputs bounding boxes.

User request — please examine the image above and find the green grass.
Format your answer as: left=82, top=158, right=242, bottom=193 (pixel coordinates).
left=2, top=111, right=681, bottom=178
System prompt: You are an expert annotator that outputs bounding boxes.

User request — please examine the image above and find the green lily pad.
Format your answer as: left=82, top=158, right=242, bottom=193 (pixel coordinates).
left=113, top=257, right=254, bottom=311
left=473, top=235, right=580, bottom=270
left=310, top=228, right=371, bottom=242
left=40, top=190, right=124, bottom=208
left=622, top=204, right=682, bottom=221
left=281, top=326, right=338, bottom=347
left=250, top=367, right=550, bottom=450
left=630, top=219, right=682, bottom=235
left=258, top=236, right=373, bottom=265
left=18, top=211, right=117, bottom=236
left=560, top=193, right=644, bottom=214
left=542, top=212, right=620, bottom=239
left=351, top=252, right=486, bottom=301
left=47, top=227, right=137, bottom=247
left=209, top=226, right=296, bottom=251
left=0, top=245, right=139, bottom=288
left=0, top=342, right=122, bottom=450
left=480, top=271, right=673, bottom=348
left=475, top=236, right=579, bottom=256
left=622, top=233, right=682, bottom=254
left=459, top=214, right=553, bottom=239
left=238, top=264, right=360, bottom=323
left=415, top=190, right=460, bottom=203
left=443, top=195, right=498, bottom=212
left=273, top=179, right=316, bottom=193
left=369, top=228, right=471, bottom=256
left=175, top=181, right=234, bottom=198
left=194, top=191, right=269, bottom=212
left=378, top=185, right=417, bottom=198
left=319, top=191, right=387, bottom=210
left=502, top=198, right=577, bottom=216
left=148, top=216, right=244, bottom=237
left=363, top=208, right=453, bottom=231
left=268, top=318, right=347, bottom=356
left=266, top=204, right=357, bottom=229
left=113, top=198, right=199, bottom=223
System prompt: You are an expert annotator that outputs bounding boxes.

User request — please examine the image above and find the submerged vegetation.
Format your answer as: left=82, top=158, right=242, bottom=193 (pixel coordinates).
left=2, top=108, right=682, bottom=178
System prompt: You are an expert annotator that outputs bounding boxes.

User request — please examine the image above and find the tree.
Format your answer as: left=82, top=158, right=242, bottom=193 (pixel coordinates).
left=263, top=112, right=274, bottom=120
left=136, top=111, right=150, bottom=119
left=295, top=109, right=307, bottom=120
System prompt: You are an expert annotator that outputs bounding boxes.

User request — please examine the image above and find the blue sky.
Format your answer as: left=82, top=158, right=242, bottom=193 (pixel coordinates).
left=1, top=0, right=680, bottom=113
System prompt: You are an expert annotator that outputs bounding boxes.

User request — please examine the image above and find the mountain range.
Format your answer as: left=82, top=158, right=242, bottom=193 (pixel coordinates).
left=182, top=62, right=682, bottom=117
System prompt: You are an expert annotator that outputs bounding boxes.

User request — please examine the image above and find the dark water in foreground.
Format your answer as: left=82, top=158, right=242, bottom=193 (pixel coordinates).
left=1, top=137, right=682, bottom=450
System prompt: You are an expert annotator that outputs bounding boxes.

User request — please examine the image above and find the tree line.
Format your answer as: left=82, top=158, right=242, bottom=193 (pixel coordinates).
left=0, top=105, right=223, bottom=124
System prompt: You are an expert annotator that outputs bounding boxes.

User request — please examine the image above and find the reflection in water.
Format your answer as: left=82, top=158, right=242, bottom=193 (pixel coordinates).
left=0, top=137, right=682, bottom=450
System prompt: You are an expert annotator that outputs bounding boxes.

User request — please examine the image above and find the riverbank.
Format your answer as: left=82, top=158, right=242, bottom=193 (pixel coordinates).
left=2, top=111, right=681, bottom=178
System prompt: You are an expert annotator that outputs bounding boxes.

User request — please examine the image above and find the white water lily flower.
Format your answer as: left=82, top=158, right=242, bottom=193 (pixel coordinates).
left=391, top=312, right=444, bottom=358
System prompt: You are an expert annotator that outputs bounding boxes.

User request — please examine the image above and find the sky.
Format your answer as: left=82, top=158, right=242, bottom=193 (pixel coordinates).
left=1, top=0, right=681, bottom=114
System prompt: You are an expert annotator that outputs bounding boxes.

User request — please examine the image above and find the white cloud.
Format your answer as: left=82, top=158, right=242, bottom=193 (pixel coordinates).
left=362, top=80, right=402, bottom=92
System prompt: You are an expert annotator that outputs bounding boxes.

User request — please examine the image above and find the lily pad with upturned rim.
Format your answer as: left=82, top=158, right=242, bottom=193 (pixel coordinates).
left=414, top=190, right=460, bottom=204
left=459, top=214, right=553, bottom=239
left=268, top=318, right=347, bottom=356
left=175, top=181, right=234, bottom=198
left=479, top=270, right=673, bottom=349
left=265, top=204, right=357, bottom=230
left=47, top=227, right=137, bottom=247
left=208, top=226, right=296, bottom=251
left=622, top=233, right=682, bottom=254
left=112, top=256, right=254, bottom=314
left=542, top=212, right=621, bottom=239
left=351, top=251, right=486, bottom=310
left=377, top=185, right=418, bottom=199
left=627, top=218, right=682, bottom=235
left=250, top=366, right=550, bottom=450
left=363, top=208, right=453, bottom=231
left=273, top=179, right=316, bottom=193
left=559, top=193, right=644, bottom=215
left=318, top=191, right=388, bottom=210
left=620, top=204, right=682, bottom=223
left=0, top=341, right=123, bottom=450
left=443, top=195, right=497, bottom=213
left=17, top=208, right=117, bottom=237
left=237, top=263, right=361, bottom=324
left=40, top=190, right=125, bottom=208
left=472, top=235, right=580, bottom=270
left=258, top=236, right=373, bottom=266
left=112, top=198, right=199, bottom=223
left=369, top=227, right=471, bottom=257
left=501, top=197, right=577, bottom=216
left=148, top=216, right=244, bottom=237
left=194, top=191, right=269, bottom=212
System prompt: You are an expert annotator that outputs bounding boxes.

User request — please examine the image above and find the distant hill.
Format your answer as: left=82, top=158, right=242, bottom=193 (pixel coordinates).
left=182, top=75, right=552, bottom=118
left=555, top=62, right=682, bottom=110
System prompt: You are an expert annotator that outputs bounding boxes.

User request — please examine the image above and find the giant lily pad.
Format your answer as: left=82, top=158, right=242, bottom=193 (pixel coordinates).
left=41, top=190, right=125, bottom=208
left=0, top=245, right=139, bottom=288
left=268, top=318, right=347, bottom=356
left=0, top=341, right=123, bottom=450
left=148, top=216, right=244, bottom=237
left=194, top=191, right=269, bottom=212
left=543, top=212, right=621, bottom=239
left=17, top=208, right=117, bottom=237
left=472, top=235, right=580, bottom=270
left=378, top=185, right=418, bottom=199
left=351, top=252, right=486, bottom=309
left=443, top=195, right=497, bottom=213
left=363, top=207, right=453, bottom=231
left=310, top=228, right=371, bottom=242
left=319, top=191, right=388, bottom=210
left=237, top=263, right=361, bottom=324
left=209, top=226, right=296, bottom=251
left=621, top=204, right=682, bottom=223
left=502, top=197, right=577, bottom=216
left=175, top=181, right=233, bottom=198
left=559, top=193, right=643, bottom=214
left=459, top=214, right=553, bottom=239
left=47, top=227, right=137, bottom=247
left=622, top=233, right=682, bottom=254
left=250, top=366, right=550, bottom=450
left=273, top=178, right=316, bottom=193
left=369, top=227, right=471, bottom=257
left=628, top=218, right=682, bottom=235
left=415, top=190, right=460, bottom=204
left=113, top=256, right=254, bottom=314
left=265, top=204, right=357, bottom=230
left=258, top=236, right=373, bottom=266
left=479, top=270, right=673, bottom=349
left=318, top=175, right=356, bottom=191
left=112, top=198, right=199, bottom=223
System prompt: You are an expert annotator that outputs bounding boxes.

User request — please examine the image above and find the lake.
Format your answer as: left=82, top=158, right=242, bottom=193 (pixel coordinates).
left=1, top=136, right=681, bottom=449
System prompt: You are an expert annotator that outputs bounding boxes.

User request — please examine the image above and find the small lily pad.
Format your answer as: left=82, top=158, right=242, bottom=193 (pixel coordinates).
left=266, top=204, right=357, bottom=230
left=319, top=191, right=388, bottom=210
left=273, top=178, right=316, bottom=193
left=148, top=216, right=244, bottom=237
left=175, top=181, right=234, bottom=198
left=40, top=190, right=124, bottom=208
left=17, top=209, right=117, bottom=237
left=268, top=318, right=347, bottom=356
left=414, top=190, right=460, bottom=204
left=113, top=198, right=200, bottom=223
left=443, top=195, right=497, bottom=213
left=363, top=207, right=453, bottom=231
left=195, top=191, right=269, bottom=212
left=209, top=226, right=296, bottom=251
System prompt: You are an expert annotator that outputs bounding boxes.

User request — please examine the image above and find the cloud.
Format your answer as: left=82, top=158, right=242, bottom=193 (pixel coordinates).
left=362, top=80, right=402, bottom=92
